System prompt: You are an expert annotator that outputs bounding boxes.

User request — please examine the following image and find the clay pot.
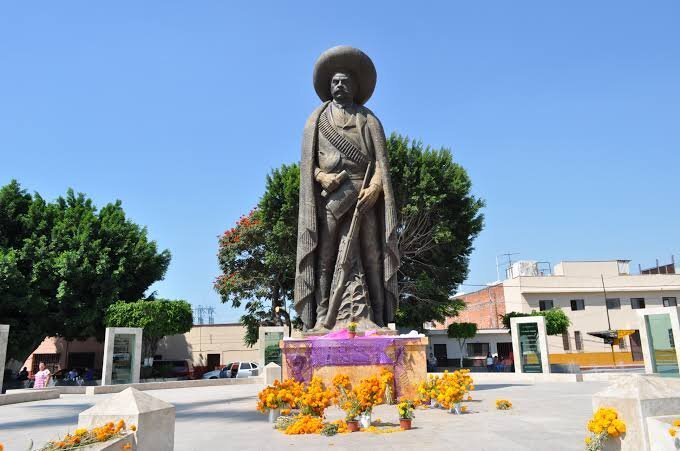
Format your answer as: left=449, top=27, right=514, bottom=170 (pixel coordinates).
left=399, top=419, right=412, bottom=430
left=347, top=420, right=360, bottom=432
left=348, top=332, right=356, bottom=338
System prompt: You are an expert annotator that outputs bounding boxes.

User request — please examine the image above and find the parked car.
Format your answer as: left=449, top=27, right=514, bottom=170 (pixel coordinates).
left=201, top=362, right=259, bottom=379
left=151, top=359, right=194, bottom=379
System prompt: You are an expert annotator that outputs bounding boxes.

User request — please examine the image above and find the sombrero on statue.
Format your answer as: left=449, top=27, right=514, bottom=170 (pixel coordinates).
left=313, top=46, right=377, bottom=105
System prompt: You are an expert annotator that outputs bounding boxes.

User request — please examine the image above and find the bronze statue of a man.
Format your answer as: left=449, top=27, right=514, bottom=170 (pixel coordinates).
left=294, top=46, right=399, bottom=332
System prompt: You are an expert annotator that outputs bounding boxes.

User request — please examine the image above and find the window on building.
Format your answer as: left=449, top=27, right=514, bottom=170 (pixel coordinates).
left=466, top=343, right=490, bottom=357
left=32, top=353, right=60, bottom=374
left=539, top=300, right=554, bottom=311
left=562, top=332, right=570, bottom=351
left=631, top=298, right=646, bottom=309
left=663, top=297, right=678, bottom=307
left=574, top=331, right=583, bottom=351
left=570, top=299, right=585, bottom=311
left=606, top=298, right=621, bottom=310
left=433, top=344, right=448, bottom=366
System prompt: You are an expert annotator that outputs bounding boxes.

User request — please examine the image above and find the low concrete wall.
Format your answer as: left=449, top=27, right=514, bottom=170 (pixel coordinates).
left=0, top=388, right=60, bottom=405
left=86, top=376, right=264, bottom=395
left=432, top=371, right=638, bottom=384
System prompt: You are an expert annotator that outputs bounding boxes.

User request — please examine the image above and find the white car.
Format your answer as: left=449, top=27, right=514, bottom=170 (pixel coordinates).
left=201, top=362, right=259, bottom=379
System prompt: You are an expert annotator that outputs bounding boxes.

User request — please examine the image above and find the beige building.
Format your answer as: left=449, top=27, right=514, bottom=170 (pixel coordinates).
left=429, top=259, right=680, bottom=369
left=23, top=323, right=272, bottom=376
left=504, top=259, right=680, bottom=367
left=156, top=323, right=260, bottom=371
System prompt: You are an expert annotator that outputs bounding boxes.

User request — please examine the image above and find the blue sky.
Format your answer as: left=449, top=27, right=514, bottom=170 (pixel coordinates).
left=1, top=2, right=679, bottom=323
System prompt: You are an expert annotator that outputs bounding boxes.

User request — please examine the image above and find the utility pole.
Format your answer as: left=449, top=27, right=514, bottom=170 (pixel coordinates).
left=496, top=253, right=519, bottom=280
left=601, top=274, right=616, bottom=368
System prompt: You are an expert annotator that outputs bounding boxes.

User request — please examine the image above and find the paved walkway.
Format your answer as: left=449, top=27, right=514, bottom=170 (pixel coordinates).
left=0, top=381, right=607, bottom=450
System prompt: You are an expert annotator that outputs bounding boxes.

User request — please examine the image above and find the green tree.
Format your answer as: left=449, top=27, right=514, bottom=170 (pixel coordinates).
left=105, top=299, right=193, bottom=358
left=214, top=164, right=299, bottom=346
left=0, top=180, right=171, bottom=365
left=447, top=322, right=478, bottom=368
left=215, top=134, right=485, bottom=342
left=501, top=309, right=571, bottom=335
left=389, top=134, right=484, bottom=330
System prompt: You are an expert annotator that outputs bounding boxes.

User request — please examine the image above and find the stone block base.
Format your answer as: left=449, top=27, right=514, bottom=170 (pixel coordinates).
left=280, top=336, right=427, bottom=400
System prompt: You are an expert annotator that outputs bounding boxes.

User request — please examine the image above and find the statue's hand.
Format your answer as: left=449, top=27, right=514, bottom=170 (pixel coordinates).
left=357, top=184, right=381, bottom=212
left=316, top=171, right=339, bottom=192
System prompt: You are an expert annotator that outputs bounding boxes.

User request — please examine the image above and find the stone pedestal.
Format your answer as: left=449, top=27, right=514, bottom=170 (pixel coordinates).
left=258, top=326, right=289, bottom=369
left=79, top=387, right=175, bottom=451
left=280, top=335, right=427, bottom=399
left=646, top=416, right=679, bottom=451
left=510, top=316, right=550, bottom=374
left=0, top=324, right=8, bottom=391
left=592, top=374, right=680, bottom=451
left=264, top=362, right=282, bottom=385
left=101, top=327, right=143, bottom=386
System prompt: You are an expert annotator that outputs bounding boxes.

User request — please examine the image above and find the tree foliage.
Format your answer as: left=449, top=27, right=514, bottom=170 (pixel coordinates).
left=105, top=299, right=193, bottom=358
left=447, top=322, right=478, bottom=368
left=0, top=180, right=171, bottom=364
left=501, top=309, right=571, bottom=336
left=215, top=134, right=485, bottom=342
left=214, top=164, right=299, bottom=346
left=388, top=134, right=484, bottom=330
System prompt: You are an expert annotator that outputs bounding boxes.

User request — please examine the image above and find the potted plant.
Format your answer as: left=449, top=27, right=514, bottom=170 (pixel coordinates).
left=347, top=321, right=358, bottom=338
left=342, top=392, right=362, bottom=432
left=397, top=399, right=415, bottom=430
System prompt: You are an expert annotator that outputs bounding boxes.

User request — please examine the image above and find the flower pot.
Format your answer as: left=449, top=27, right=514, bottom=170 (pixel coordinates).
left=358, top=411, right=371, bottom=428
left=399, top=419, right=412, bottom=430
left=348, top=332, right=356, bottom=338
left=268, top=407, right=281, bottom=423
left=347, top=420, right=360, bottom=432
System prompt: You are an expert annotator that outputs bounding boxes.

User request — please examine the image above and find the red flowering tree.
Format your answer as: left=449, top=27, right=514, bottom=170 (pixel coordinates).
left=215, top=164, right=299, bottom=345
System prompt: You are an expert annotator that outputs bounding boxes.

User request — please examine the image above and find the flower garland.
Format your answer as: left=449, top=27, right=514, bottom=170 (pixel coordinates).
left=36, top=420, right=133, bottom=450
left=585, top=407, right=626, bottom=450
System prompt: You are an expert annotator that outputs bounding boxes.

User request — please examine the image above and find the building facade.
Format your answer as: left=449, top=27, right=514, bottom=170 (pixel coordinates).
left=428, top=259, right=680, bottom=369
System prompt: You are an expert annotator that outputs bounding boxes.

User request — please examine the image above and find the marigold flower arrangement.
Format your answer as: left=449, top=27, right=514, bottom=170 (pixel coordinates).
left=668, top=418, right=680, bottom=438
left=256, top=378, right=305, bottom=413
left=299, top=376, right=336, bottom=417
left=495, top=399, right=512, bottom=410
left=435, top=370, right=474, bottom=411
left=347, top=322, right=358, bottom=333
left=380, top=369, right=395, bottom=405
left=36, top=419, right=133, bottom=450
left=356, top=374, right=386, bottom=414
left=416, top=374, right=440, bottom=404
left=585, top=407, right=626, bottom=451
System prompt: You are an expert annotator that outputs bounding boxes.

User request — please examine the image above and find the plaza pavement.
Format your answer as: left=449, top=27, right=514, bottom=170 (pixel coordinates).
left=0, top=380, right=607, bottom=450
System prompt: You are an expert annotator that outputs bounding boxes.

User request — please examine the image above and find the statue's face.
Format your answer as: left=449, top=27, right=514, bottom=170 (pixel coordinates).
left=330, top=72, right=355, bottom=103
